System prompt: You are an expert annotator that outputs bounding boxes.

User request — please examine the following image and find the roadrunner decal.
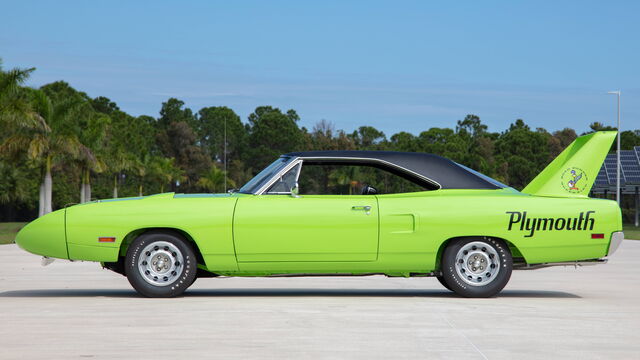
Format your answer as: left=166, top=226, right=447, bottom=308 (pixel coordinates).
left=561, top=167, right=587, bottom=194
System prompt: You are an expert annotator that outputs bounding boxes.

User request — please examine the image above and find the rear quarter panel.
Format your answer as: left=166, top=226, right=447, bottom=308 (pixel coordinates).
left=377, top=189, right=621, bottom=271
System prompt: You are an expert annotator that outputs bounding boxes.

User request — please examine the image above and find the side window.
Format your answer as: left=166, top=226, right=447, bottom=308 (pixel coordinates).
left=298, top=163, right=427, bottom=195
left=266, top=163, right=301, bottom=194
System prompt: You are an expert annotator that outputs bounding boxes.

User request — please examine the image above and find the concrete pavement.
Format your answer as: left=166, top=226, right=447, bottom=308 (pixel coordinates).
left=1, top=241, right=639, bottom=359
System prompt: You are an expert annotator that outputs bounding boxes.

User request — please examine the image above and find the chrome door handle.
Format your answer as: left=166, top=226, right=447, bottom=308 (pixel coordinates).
left=352, top=205, right=372, bottom=214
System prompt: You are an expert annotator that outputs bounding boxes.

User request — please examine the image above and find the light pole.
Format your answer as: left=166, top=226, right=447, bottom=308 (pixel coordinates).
left=608, top=90, right=621, bottom=204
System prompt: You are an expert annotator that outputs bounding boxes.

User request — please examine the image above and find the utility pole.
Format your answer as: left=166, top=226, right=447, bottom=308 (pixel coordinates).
left=608, top=91, right=621, bottom=204
left=224, top=116, right=227, bottom=192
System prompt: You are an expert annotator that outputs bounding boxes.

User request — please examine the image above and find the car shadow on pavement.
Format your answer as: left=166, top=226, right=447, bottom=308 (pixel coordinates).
left=0, top=288, right=581, bottom=298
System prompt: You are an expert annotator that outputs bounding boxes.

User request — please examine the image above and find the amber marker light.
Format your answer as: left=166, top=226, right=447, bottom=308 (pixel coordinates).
left=98, top=237, right=116, bottom=243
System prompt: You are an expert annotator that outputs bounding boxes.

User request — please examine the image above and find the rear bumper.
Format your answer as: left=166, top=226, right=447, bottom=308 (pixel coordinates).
left=607, top=231, right=624, bottom=256
left=515, top=259, right=607, bottom=270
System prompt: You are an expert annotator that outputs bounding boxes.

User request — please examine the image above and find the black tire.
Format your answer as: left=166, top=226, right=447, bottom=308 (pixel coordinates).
left=436, top=275, right=452, bottom=291
left=125, top=231, right=197, bottom=298
left=441, top=237, right=512, bottom=298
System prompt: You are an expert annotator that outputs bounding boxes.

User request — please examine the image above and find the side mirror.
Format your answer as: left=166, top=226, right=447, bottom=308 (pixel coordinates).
left=361, top=184, right=378, bottom=195
left=290, top=182, right=301, bottom=198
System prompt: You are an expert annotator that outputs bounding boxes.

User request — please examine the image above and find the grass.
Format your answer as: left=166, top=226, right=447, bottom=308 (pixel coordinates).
left=624, top=225, right=640, bottom=240
left=0, top=222, right=27, bottom=245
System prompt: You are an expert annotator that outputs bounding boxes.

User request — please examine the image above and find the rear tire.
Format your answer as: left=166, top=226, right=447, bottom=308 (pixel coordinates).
left=125, top=231, right=197, bottom=298
left=436, top=275, right=452, bottom=291
left=441, top=237, right=512, bottom=298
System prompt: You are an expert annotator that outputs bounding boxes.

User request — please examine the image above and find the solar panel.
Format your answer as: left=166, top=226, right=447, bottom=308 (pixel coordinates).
left=594, top=145, right=640, bottom=188
left=604, top=155, right=622, bottom=184
left=621, top=150, right=640, bottom=183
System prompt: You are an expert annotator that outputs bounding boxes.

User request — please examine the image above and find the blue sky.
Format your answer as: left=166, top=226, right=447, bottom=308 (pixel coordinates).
left=1, top=1, right=638, bottom=135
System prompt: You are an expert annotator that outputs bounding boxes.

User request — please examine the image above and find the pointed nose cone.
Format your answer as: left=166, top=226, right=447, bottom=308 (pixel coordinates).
left=15, top=209, right=68, bottom=259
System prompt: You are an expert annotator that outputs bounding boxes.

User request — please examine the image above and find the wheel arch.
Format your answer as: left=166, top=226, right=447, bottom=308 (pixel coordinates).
left=119, top=227, right=207, bottom=268
left=435, top=235, right=526, bottom=271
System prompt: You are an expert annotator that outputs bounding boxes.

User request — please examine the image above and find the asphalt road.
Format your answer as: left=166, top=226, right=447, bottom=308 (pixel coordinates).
left=1, top=241, right=639, bottom=360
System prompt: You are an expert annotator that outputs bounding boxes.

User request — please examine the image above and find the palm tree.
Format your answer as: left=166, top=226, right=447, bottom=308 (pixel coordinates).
left=106, top=146, right=135, bottom=198
left=0, top=61, right=40, bottom=130
left=75, top=112, right=109, bottom=202
left=197, top=165, right=235, bottom=193
left=0, top=162, right=36, bottom=206
left=150, top=157, right=185, bottom=193
left=1, top=89, right=83, bottom=216
left=133, top=154, right=150, bottom=196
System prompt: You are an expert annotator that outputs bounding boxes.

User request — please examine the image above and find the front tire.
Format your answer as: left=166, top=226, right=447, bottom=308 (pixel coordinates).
left=125, top=231, right=197, bottom=298
left=441, top=237, right=512, bottom=298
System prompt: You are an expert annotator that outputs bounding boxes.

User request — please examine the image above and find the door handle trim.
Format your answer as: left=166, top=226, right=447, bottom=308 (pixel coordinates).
left=352, top=205, right=372, bottom=214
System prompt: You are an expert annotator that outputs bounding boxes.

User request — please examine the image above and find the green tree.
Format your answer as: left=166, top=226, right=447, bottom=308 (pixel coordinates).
left=548, top=128, right=577, bottom=158
left=75, top=111, right=109, bottom=203
left=0, top=61, right=38, bottom=129
left=305, top=120, right=355, bottom=151
left=197, top=165, right=236, bottom=193
left=389, top=131, right=419, bottom=152
left=454, top=115, right=495, bottom=175
left=1, top=89, right=84, bottom=215
left=150, top=157, right=185, bottom=193
left=158, top=98, right=197, bottom=131
left=494, top=119, right=550, bottom=189
left=246, top=106, right=303, bottom=171
left=197, top=106, right=247, bottom=161
left=157, top=120, right=211, bottom=190
left=350, top=126, right=386, bottom=149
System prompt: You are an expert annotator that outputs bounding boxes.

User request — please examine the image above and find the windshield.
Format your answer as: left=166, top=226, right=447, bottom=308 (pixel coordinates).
left=238, top=156, right=292, bottom=194
left=455, top=163, right=509, bottom=189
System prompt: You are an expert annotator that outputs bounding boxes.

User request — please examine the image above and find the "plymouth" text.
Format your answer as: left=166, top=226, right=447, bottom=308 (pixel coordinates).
left=506, top=211, right=595, bottom=237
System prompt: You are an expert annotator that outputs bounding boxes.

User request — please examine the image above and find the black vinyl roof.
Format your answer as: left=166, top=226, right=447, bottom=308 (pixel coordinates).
left=285, top=150, right=503, bottom=190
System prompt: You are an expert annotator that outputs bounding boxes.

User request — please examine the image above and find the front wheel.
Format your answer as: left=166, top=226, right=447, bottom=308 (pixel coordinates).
left=125, top=231, right=197, bottom=298
left=441, top=237, right=512, bottom=298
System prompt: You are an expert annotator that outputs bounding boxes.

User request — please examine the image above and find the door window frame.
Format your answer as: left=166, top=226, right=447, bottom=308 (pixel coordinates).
left=256, top=157, right=439, bottom=195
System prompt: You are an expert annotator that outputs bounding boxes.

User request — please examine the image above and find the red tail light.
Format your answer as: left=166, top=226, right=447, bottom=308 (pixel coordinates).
left=591, top=233, right=604, bottom=239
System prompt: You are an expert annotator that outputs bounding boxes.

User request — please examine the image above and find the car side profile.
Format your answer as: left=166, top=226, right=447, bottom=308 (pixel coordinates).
left=16, top=131, right=624, bottom=297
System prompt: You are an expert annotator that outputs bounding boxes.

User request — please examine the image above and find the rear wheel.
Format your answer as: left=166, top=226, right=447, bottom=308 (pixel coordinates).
left=125, top=231, right=197, bottom=297
left=441, top=237, right=512, bottom=298
left=436, top=275, right=452, bottom=291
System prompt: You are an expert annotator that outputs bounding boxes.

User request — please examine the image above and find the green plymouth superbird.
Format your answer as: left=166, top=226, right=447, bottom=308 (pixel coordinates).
left=16, top=131, right=624, bottom=297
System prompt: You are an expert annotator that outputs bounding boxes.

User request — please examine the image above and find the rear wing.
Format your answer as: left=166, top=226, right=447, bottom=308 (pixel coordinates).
left=521, top=131, right=616, bottom=198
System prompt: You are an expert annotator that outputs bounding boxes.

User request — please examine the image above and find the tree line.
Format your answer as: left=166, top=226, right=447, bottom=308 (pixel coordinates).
left=1, top=61, right=639, bottom=222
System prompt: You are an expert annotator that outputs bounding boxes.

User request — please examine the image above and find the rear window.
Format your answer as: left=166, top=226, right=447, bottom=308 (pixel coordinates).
left=454, top=163, right=509, bottom=188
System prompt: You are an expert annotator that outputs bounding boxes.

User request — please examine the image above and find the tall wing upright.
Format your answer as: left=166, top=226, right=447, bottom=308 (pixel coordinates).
left=521, top=131, right=617, bottom=198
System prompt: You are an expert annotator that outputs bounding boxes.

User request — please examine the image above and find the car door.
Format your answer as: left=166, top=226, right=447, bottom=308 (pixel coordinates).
left=233, top=161, right=379, bottom=262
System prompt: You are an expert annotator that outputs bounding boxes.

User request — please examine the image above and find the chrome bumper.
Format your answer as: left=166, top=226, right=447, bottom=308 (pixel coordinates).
left=515, top=259, right=607, bottom=270
left=607, top=231, right=625, bottom=256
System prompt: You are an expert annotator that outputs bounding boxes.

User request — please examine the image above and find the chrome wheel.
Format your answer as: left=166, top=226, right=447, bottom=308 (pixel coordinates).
left=454, top=241, right=500, bottom=286
left=137, top=241, right=184, bottom=287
